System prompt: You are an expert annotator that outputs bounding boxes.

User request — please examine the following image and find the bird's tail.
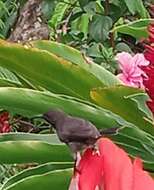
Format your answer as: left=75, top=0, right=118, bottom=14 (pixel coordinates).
left=99, top=127, right=119, bottom=136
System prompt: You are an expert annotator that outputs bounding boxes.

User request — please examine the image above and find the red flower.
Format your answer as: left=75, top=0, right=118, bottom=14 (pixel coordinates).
left=69, top=138, right=154, bottom=190
left=142, top=23, right=154, bottom=113
left=0, top=112, right=11, bottom=133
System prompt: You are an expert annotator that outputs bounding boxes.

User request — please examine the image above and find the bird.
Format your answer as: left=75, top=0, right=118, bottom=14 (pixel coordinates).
left=42, top=109, right=118, bottom=160
left=43, top=109, right=100, bottom=157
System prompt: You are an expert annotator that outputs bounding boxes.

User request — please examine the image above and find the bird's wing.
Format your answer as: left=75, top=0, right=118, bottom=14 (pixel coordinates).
left=57, top=117, right=100, bottom=143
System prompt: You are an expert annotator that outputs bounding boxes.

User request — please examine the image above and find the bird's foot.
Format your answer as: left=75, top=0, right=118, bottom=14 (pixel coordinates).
left=74, top=167, right=81, bottom=175
left=73, top=152, right=81, bottom=175
left=92, top=144, right=100, bottom=156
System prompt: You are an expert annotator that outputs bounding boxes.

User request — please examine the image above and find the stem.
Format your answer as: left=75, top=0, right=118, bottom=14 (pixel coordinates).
left=104, top=0, right=109, bottom=15
left=109, top=32, right=115, bottom=49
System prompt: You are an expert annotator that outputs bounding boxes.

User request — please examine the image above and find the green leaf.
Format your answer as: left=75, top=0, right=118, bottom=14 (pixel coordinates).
left=78, top=0, right=90, bottom=8
left=2, top=163, right=72, bottom=190
left=123, top=0, right=149, bottom=18
left=48, top=0, right=70, bottom=29
left=31, top=40, right=121, bottom=86
left=0, top=89, right=154, bottom=170
left=0, top=140, right=72, bottom=164
left=0, top=133, right=60, bottom=144
left=0, top=40, right=103, bottom=101
left=2, top=169, right=72, bottom=190
left=89, top=15, right=113, bottom=42
left=41, top=0, right=55, bottom=20
left=71, top=13, right=89, bottom=38
left=90, top=86, right=154, bottom=135
left=113, top=19, right=154, bottom=39
left=0, top=0, right=18, bottom=38
left=112, top=126, right=154, bottom=171
left=0, top=66, right=21, bottom=87
left=0, top=87, right=119, bottom=128
left=115, top=42, right=132, bottom=53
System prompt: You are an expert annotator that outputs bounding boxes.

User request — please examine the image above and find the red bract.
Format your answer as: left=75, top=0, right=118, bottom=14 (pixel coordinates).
left=142, top=64, right=154, bottom=113
left=147, top=24, right=154, bottom=43
left=0, top=112, right=11, bottom=133
left=144, top=45, right=154, bottom=64
left=142, top=23, right=154, bottom=113
left=149, top=4, right=154, bottom=18
left=69, top=138, right=154, bottom=190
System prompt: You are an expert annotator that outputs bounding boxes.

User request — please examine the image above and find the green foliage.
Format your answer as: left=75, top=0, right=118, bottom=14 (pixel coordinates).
left=0, top=66, right=21, bottom=87
left=1, top=162, right=72, bottom=190
left=48, top=0, right=71, bottom=29
left=89, top=15, right=113, bottom=42
left=0, top=140, right=71, bottom=164
left=0, top=165, right=19, bottom=187
left=0, top=36, right=153, bottom=188
left=0, top=40, right=153, bottom=171
left=90, top=86, right=153, bottom=134
left=71, top=13, right=89, bottom=39
left=3, top=169, right=72, bottom=190
left=123, top=0, right=149, bottom=18
left=0, top=87, right=118, bottom=128
left=0, top=0, right=20, bottom=39
left=46, top=0, right=150, bottom=73
left=0, top=0, right=153, bottom=188
left=1, top=0, right=149, bottom=72
left=0, top=0, right=56, bottom=39
left=31, top=40, right=121, bottom=86
left=113, top=18, right=154, bottom=39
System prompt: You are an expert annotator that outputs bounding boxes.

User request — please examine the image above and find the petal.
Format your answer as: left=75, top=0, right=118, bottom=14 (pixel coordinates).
left=133, top=158, right=154, bottom=190
left=117, top=74, right=141, bottom=88
left=69, top=175, right=79, bottom=190
left=117, top=74, right=130, bottom=85
left=78, top=149, right=103, bottom=190
left=115, top=52, right=132, bottom=70
left=98, top=138, right=133, bottom=190
left=132, top=54, right=150, bottom=66
left=130, top=68, right=144, bottom=77
left=116, top=52, right=139, bottom=77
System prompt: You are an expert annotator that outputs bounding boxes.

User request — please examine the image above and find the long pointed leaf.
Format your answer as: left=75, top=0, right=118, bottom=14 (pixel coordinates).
left=0, top=140, right=72, bottom=164
left=0, top=40, right=103, bottom=100
left=2, top=162, right=72, bottom=190
left=0, top=133, right=60, bottom=144
left=31, top=40, right=121, bottom=86
left=0, top=87, right=119, bottom=128
left=90, top=86, right=154, bottom=135
left=3, top=169, right=72, bottom=190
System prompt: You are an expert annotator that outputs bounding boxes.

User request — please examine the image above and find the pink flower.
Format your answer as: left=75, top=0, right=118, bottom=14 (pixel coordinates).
left=115, top=52, right=149, bottom=88
left=0, top=112, right=11, bottom=133
left=69, top=138, right=154, bottom=190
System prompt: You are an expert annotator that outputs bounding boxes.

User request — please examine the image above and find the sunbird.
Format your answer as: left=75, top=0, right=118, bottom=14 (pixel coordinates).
left=42, top=109, right=118, bottom=160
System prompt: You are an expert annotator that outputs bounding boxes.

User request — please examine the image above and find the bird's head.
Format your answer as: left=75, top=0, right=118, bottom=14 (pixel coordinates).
left=43, top=109, right=66, bottom=127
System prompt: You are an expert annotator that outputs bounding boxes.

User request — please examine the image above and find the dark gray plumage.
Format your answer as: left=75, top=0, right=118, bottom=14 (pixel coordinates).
left=43, top=110, right=101, bottom=158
